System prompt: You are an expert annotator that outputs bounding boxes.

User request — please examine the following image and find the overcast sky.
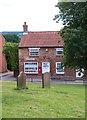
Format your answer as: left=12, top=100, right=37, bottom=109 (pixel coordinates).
left=0, top=0, right=63, bottom=32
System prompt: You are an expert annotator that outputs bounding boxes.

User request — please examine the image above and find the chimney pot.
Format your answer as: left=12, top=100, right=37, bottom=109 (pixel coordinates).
left=24, top=22, right=26, bottom=25
left=23, top=22, right=28, bottom=33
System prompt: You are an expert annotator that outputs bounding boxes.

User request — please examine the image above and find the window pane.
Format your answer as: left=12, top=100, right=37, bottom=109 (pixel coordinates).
left=56, top=62, right=64, bottom=74
left=24, top=62, right=38, bottom=73
left=57, top=51, right=63, bottom=54
left=29, top=48, right=39, bottom=56
left=30, top=52, right=39, bottom=56
left=56, top=48, right=63, bottom=55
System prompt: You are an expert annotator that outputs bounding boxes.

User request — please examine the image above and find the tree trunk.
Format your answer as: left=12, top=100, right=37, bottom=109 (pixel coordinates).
left=14, top=70, right=19, bottom=77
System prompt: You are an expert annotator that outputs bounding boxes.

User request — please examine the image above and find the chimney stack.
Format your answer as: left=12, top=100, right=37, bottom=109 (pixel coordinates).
left=23, top=22, right=28, bottom=33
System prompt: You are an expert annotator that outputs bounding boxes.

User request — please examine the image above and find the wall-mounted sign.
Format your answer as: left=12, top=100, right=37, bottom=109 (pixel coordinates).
left=25, top=58, right=35, bottom=61
left=42, top=62, right=50, bottom=74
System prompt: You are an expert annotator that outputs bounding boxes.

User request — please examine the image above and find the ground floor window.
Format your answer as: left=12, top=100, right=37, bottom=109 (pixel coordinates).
left=56, top=62, right=64, bottom=74
left=24, top=62, right=38, bottom=74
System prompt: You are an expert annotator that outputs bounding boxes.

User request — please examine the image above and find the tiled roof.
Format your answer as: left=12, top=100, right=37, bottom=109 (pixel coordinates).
left=19, top=31, right=64, bottom=48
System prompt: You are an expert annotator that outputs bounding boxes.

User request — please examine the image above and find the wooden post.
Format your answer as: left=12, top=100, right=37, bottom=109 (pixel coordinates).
left=42, top=74, right=44, bottom=88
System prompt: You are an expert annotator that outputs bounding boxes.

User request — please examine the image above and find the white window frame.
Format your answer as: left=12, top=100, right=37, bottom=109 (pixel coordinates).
left=29, top=48, right=40, bottom=56
left=24, top=62, right=38, bottom=74
left=56, top=62, right=64, bottom=74
left=56, top=48, right=63, bottom=55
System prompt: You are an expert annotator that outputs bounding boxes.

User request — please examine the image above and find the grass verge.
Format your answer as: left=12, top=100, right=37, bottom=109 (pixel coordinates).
left=2, top=81, right=85, bottom=118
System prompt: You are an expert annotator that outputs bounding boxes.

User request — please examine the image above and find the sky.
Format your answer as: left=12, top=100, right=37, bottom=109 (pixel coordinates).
left=0, top=0, right=63, bottom=32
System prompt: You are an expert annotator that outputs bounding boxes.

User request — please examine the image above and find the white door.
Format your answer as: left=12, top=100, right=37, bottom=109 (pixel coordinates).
left=42, top=62, right=50, bottom=74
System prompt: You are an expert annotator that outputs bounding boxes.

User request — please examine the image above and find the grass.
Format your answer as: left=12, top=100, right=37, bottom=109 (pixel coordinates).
left=1, top=81, right=85, bottom=118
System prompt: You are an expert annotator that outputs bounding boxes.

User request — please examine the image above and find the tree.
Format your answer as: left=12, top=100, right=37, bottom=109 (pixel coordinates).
left=54, top=2, right=87, bottom=77
left=3, top=34, right=20, bottom=43
left=3, top=42, right=19, bottom=76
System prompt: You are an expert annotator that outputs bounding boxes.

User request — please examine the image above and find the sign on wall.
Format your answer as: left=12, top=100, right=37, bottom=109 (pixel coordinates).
left=42, top=62, right=50, bottom=74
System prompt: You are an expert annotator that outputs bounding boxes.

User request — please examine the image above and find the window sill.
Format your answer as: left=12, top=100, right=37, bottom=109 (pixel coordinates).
left=56, top=54, right=64, bottom=56
left=56, top=72, right=64, bottom=74
left=29, top=55, right=39, bottom=57
left=24, top=72, right=38, bottom=74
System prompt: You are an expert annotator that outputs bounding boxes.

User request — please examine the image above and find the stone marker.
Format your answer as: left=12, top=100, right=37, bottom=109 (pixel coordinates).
left=42, top=72, right=50, bottom=88
left=17, top=71, right=27, bottom=89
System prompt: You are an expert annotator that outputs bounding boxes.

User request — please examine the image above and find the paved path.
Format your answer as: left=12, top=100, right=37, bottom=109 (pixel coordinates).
left=0, top=71, right=16, bottom=81
left=0, top=71, right=87, bottom=84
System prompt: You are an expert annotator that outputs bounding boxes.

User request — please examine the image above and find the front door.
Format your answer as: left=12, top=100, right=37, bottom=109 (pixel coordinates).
left=42, top=62, right=50, bottom=74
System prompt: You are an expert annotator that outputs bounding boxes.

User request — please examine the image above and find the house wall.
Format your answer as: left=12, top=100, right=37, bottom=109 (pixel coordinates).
left=19, top=47, right=76, bottom=80
left=0, top=35, right=7, bottom=73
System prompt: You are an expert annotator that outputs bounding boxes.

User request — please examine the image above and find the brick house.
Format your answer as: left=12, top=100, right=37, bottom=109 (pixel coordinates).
left=19, top=22, right=76, bottom=80
left=0, top=33, right=7, bottom=73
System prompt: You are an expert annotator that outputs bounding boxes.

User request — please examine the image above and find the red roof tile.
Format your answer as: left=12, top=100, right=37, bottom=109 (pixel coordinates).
left=19, top=31, right=64, bottom=48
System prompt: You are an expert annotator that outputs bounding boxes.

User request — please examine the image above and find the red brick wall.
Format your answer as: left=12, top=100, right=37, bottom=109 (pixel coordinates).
left=0, top=34, right=7, bottom=73
left=19, top=47, right=76, bottom=80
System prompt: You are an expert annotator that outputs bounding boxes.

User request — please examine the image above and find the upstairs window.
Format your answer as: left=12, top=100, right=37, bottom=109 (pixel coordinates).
left=56, top=62, right=64, bottom=74
left=29, top=48, right=40, bottom=56
left=56, top=48, right=63, bottom=55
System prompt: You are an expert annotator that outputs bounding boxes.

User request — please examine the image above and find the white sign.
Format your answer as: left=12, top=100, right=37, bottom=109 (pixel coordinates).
left=42, top=62, right=50, bottom=74
left=25, top=58, right=35, bottom=60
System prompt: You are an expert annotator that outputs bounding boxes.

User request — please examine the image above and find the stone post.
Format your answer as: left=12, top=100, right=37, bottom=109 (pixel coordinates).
left=42, top=72, right=50, bottom=88
left=17, top=71, right=27, bottom=89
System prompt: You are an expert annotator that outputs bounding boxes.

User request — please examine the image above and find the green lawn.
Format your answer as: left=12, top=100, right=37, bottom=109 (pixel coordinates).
left=1, top=81, right=85, bottom=118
